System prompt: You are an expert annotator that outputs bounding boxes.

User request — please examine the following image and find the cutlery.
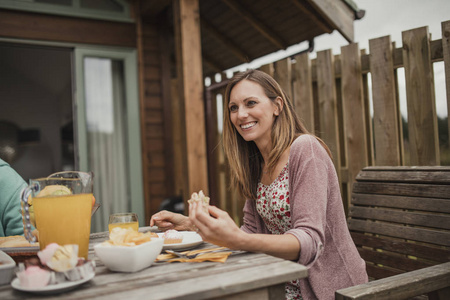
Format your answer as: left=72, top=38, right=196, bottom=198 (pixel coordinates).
left=165, top=248, right=244, bottom=259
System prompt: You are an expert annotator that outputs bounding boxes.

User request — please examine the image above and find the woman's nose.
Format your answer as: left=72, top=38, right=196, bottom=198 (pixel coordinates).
left=237, top=107, right=248, bottom=118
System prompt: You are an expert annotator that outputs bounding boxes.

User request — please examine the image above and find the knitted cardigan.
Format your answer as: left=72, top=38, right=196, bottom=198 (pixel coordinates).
left=241, top=134, right=368, bottom=299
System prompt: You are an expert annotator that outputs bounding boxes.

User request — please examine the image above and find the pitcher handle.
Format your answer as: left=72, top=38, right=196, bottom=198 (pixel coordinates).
left=21, top=184, right=38, bottom=243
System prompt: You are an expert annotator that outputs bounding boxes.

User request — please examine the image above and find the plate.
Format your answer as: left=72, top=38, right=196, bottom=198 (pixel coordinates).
left=158, top=231, right=203, bottom=251
left=11, top=272, right=95, bottom=295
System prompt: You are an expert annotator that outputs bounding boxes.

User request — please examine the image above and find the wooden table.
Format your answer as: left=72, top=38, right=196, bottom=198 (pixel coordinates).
left=0, top=227, right=307, bottom=299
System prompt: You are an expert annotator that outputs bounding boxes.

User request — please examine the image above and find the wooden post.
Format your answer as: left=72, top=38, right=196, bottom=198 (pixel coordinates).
left=442, top=21, right=450, bottom=143
left=173, top=0, right=209, bottom=202
left=341, top=43, right=369, bottom=204
left=402, top=26, right=440, bottom=165
left=293, top=52, right=315, bottom=133
left=316, top=49, right=341, bottom=176
left=369, top=36, right=402, bottom=166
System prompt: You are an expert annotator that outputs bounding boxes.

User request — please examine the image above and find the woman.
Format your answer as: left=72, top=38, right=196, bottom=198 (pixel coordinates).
left=151, top=69, right=368, bottom=299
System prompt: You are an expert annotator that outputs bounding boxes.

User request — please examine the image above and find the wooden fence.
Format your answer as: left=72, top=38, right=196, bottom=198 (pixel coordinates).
left=205, top=20, right=450, bottom=222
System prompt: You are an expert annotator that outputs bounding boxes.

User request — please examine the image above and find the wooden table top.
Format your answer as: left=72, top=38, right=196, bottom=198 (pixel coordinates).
left=0, top=227, right=307, bottom=299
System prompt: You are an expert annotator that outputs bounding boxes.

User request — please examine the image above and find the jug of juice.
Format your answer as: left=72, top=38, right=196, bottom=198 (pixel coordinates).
left=21, top=171, right=94, bottom=259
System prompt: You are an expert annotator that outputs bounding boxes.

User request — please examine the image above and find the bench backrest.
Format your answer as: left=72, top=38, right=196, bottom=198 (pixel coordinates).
left=348, top=166, right=450, bottom=280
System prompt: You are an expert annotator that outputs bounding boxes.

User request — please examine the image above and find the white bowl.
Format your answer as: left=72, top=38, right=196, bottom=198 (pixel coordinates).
left=94, top=238, right=163, bottom=273
left=0, top=250, right=16, bottom=285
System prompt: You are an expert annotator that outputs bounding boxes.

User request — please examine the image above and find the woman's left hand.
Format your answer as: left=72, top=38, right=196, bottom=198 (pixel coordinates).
left=188, top=201, right=245, bottom=249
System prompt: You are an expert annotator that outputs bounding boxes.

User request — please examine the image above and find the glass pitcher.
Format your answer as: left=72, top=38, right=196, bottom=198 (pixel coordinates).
left=21, top=171, right=94, bottom=259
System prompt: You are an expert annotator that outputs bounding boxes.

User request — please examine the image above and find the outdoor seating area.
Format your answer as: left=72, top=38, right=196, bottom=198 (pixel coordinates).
left=0, top=0, right=449, bottom=299
left=336, top=166, right=450, bottom=299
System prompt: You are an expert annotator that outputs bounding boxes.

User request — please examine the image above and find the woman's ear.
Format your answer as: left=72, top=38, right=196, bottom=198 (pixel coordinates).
left=274, top=96, right=284, bottom=116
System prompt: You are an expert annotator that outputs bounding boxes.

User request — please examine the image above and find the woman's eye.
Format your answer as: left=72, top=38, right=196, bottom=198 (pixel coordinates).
left=229, top=105, right=238, bottom=112
left=247, top=100, right=257, bottom=106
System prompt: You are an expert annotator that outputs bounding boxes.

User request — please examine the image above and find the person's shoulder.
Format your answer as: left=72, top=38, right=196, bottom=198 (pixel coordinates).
left=290, top=134, right=330, bottom=162
left=291, top=134, right=321, bottom=152
left=0, top=158, right=9, bottom=168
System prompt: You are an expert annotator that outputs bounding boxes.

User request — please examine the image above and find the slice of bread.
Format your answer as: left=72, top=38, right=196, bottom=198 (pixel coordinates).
left=187, top=190, right=210, bottom=213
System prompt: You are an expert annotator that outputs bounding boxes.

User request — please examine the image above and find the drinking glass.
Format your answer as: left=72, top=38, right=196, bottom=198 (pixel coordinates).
left=108, top=213, right=139, bottom=233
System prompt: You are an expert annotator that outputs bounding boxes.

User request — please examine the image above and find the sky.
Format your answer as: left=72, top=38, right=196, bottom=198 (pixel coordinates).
left=225, top=0, right=450, bottom=119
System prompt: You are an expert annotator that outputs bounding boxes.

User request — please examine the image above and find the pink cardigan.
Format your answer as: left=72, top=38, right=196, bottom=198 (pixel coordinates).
left=241, top=134, right=368, bottom=300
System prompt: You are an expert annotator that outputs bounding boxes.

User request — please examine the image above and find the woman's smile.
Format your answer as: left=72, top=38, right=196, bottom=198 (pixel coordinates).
left=241, top=121, right=257, bottom=130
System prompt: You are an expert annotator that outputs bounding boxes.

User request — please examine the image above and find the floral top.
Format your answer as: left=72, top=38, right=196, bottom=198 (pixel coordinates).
left=256, top=161, right=302, bottom=300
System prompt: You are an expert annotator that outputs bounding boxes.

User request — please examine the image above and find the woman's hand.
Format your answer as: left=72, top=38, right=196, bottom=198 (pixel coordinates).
left=188, top=201, right=245, bottom=249
left=150, top=210, right=193, bottom=231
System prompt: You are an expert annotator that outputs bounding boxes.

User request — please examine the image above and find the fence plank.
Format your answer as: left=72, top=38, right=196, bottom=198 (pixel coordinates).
left=259, top=62, right=274, bottom=77
left=316, top=49, right=341, bottom=174
left=369, top=36, right=402, bottom=165
left=274, top=58, right=292, bottom=100
left=341, top=43, right=369, bottom=201
left=402, top=26, right=440, bottom=165
left=292, top=53, right=315, bottom=133
left=360, top=49, right=374, bottom=166
left=442, top=21, right=450, bottom=142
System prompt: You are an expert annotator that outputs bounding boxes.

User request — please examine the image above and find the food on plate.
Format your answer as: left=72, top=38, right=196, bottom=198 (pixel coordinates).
left=16, top=266, right=51, bottom=288
left=46, top=244, right=79, bottom=272
left=102, top=227, right=158, bottom=247
left=187, top=190, right=210, bottom=213
left=0, top=236, right=38, bottom=248
left=162, top=229, right=183, bottom=244
left=16, top=243, right=95, bottom=288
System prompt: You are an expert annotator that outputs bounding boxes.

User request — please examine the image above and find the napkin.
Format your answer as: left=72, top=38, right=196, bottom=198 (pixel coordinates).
left=156, top=247, right=232, bottom=263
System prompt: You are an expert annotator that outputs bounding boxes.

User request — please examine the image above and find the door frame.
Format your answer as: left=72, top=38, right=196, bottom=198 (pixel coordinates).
left=74, top=47, right=144, bottom=225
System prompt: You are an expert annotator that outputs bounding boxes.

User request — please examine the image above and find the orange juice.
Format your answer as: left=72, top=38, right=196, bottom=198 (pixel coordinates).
left=108, top=221, right=139, bottom=233
left=33, top=193, right=92, bottom=259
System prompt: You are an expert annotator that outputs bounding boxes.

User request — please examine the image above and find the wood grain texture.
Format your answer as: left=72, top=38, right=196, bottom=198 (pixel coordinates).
left=292, top=53, right=315, bottom=133
left=340, top=43, right=369, bottom=197
left=442, top=21, right=450, bottom=145
left=402, top=26, right=440, bottom=165
left=0, top=9, right=136, bottom=47
left=369, top=36, right=402, bottom=166
left=174, top=0, right=209, bottom=200
left=336, top=262, right=450, bottom=300
left=274, top=58, right=292, bottom=100
left=345, top=166, right=450, bottom=300
left=0, top=229, right=308, bottom=299
left=316, top=49, right=341, bottom=174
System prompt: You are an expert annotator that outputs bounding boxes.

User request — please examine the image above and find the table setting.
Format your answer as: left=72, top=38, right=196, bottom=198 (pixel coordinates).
left=0, top=172, right=307, bottom=299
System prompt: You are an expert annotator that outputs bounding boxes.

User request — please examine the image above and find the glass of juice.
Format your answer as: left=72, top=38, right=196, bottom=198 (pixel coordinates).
left=21, top=171, right=94, bottom=259
left=108, top=213, right=139, bottom=233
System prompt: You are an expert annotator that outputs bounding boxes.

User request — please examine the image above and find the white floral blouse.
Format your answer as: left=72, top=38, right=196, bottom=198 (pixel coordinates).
left=256, top=161, right=303, bottom=300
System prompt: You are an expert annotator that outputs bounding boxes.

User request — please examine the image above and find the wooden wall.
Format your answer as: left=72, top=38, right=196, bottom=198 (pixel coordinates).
left=136, top=10, right=180, bottom=224
left=206, top=21, right=450, bottom=221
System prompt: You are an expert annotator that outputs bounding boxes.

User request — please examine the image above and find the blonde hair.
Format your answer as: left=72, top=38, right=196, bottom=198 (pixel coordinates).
left=223, top=69, right=331, bottom=200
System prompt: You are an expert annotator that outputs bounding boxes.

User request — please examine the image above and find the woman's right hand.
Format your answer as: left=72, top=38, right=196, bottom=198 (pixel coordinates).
left=150, top=210, right=192, bottom=231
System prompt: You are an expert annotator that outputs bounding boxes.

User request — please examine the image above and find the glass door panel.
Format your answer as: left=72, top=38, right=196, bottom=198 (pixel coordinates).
left=75, top=48, right=143, bottom=232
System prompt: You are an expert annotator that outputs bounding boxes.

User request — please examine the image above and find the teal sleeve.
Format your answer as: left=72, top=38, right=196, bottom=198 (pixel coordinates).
left=0, top=163, right=27, bottom=237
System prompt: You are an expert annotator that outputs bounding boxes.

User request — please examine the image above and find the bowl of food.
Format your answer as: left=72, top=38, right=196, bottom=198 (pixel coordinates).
left=0, top=250, right=16, bottom=285
left=94, top=228, right=163, bottom=273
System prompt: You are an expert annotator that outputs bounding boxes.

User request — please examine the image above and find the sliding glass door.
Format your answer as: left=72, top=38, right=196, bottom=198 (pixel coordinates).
left=75, top=48, right=144, bottom=232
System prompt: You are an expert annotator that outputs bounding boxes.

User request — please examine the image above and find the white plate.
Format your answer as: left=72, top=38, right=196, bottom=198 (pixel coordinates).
left=11, top=272, right=95, bottom=295
left=158, top=231, right=203, bottom=251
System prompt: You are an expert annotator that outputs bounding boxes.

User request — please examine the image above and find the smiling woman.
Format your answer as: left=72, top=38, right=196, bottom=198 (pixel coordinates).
left=152, top=70, right=368, bottom=300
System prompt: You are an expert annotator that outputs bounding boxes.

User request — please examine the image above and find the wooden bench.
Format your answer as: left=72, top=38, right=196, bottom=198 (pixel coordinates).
left=335, top=166, right=450, bottom=300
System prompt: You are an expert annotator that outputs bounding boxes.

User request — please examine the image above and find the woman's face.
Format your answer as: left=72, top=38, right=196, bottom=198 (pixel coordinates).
left=228, top=79, right=279, bottom=145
